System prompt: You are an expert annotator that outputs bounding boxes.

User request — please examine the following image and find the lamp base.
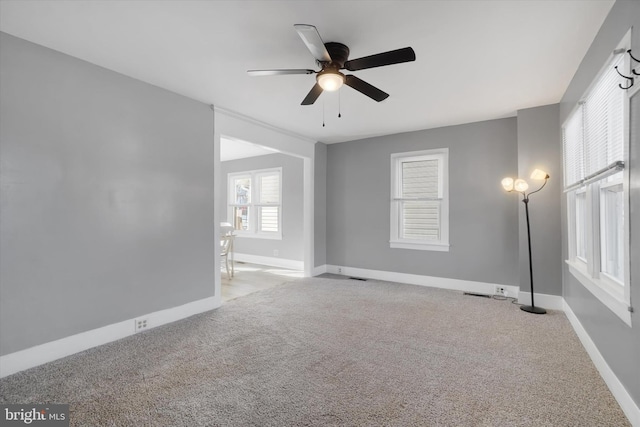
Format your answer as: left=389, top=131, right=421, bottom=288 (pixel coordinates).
left=520, top=305, right=546, bottom=314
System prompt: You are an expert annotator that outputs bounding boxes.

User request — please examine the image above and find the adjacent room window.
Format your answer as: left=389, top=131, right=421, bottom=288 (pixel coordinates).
left=228, top=168, right=282, bottom=239
left=562, top=32, right=631, bottom=325
left=390, top=148, right=449, bottom=251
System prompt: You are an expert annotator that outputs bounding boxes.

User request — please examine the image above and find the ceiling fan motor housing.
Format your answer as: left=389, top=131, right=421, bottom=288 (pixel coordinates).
left=324, top=42, right=350, bottom=68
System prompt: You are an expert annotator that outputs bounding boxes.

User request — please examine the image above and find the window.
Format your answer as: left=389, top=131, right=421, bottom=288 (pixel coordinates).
left=574, top=189, right=587, bottom=261
left=228, top=168, right=282, bottom=239
left=390, top=148, right=449, bottom=251
left=600, top=179, right=624, bottom=282
left=562, top=32, right=631, bottom=325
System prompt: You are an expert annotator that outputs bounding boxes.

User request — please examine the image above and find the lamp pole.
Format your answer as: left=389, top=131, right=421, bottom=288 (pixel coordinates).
left=521, top=195, right=546, bottom=314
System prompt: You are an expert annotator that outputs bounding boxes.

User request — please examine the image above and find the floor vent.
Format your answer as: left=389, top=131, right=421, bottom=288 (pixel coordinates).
left=349, top=277, right=368, bottom=281
left=463, top=292, right=491, bottom=298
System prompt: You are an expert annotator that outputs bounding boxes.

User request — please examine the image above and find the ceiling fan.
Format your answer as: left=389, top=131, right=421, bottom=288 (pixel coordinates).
left=248, top=24, right=416, bottom=105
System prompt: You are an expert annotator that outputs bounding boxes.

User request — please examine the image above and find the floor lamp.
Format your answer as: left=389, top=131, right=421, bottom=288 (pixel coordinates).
left=501, top=169, right=550, bottom=315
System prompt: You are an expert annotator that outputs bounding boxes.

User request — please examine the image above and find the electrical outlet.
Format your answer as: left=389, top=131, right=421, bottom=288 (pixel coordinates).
left=273, top=249, right=279, bottom=257
left=494, top=286, right=506, bottom=296
left=135, top=318, right=148, bottom=332
left=338, top=267, right=343, bottom=274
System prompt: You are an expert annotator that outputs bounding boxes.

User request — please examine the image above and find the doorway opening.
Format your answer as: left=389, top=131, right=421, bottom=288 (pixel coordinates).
left=218, top=135, right=306, bottom=302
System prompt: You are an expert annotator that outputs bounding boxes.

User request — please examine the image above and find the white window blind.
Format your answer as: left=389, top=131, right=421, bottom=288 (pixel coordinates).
left=402, top=159, right=440, bottom=198
left=259, top=174, right=280, bottom=204
left=401, top=159, right=440, bottom=240
left=259, top=207, right=279, bottom=232
left=402, top=201, right=440, bottom=240
left=584, top=53, right=625, bottom=176
left=562, top=53, right=626, bottom=189
left=562, top=108, right=584, bottom=188
left=258, top=173, right=280, bottom=233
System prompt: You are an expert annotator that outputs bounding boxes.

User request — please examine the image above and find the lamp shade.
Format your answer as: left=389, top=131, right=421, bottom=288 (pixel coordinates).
left=501, top=177, right=514, bottom=191
left=530, top=169, right=549, bottom=180
left=514, top=179, right=529, bottom=192
left=317, top=72, right=345, bottom=91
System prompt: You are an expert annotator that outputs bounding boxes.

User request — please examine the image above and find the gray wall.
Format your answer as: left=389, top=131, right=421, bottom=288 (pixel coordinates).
left=559, top=0, right=640, bottom=407
left=220, top=153, right=304, bottom=261
left=0, top=33, right=215, bottom=356
left=326, top=118, right=519, bottom=287
left=516, top=104, right=562, bottom=296
left=314, top=142, right=327, bottom=268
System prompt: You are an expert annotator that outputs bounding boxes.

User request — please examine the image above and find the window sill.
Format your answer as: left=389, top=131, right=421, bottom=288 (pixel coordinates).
left=390, top=240, right=450, bottom=252
left=566, top=259, right=632, bottom=327
left=234, top=233, right=282, bottom=241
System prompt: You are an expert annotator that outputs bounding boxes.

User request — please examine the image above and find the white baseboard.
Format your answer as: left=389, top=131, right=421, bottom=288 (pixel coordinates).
left=0, top=296, right=220, bottom=378
left=312, top=264, right=327, bottom=276
left=517, top=291, right=564, bottom=310
left=233, top=253, right=303, bottom=270
left=563, top=301, right=639, bottom=426
left=325, top=265, right=519, bottom=296
left=324, top=264, right=563, bottom=311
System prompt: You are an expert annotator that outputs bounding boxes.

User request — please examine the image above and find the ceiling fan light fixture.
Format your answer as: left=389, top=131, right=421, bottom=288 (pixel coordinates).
left=248, top=25, right=416, bottom=105
left=317, top=71, right=345, bottom=91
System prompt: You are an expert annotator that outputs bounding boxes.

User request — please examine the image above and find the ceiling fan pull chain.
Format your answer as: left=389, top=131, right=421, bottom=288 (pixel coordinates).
left=338, top=91, right=342, bottom=118
left=322, top=99, right=325, bottom=127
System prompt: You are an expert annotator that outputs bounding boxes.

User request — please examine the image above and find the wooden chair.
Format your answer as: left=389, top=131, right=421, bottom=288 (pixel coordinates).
left=220, top=223, right=235, bottom=279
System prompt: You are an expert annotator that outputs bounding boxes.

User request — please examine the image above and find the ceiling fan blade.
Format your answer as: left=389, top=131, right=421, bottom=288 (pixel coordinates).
left=344, top=75, right=389, bottom=102
left=294, top=24, right=332, bottom=63
left=344, top=47, right=416, bottom=71
left=247, top=69, right=315, bottom=76
left=301, top=83, right=323, bottom=105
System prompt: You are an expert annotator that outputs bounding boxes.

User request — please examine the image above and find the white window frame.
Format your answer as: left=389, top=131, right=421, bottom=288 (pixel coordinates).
left=227, top=167, right=282, bottom=240
left=390, top=148, right=449, bottom=251
left=563, top=31, right=632, bottom=326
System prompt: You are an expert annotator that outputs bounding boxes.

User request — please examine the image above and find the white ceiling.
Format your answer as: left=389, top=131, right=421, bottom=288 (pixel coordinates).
left=220, top=137, right=279, bottom=162
left=0, top=0, right=614, bottom=144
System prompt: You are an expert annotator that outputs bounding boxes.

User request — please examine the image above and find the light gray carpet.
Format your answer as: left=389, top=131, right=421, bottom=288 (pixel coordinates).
left=0, top=277, right=630, bottom=426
